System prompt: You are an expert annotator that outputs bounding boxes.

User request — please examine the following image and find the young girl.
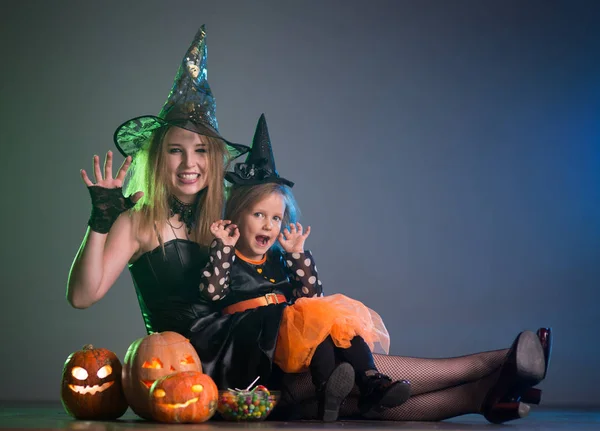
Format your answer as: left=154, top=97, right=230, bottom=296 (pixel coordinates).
left=190, top=114, right=411, bottom=421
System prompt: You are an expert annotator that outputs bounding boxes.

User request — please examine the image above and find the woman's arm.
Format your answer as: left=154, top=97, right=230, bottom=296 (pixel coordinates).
left=67, top=212, right=139, bottom=308
left=66, top=151, right=142, bottom=308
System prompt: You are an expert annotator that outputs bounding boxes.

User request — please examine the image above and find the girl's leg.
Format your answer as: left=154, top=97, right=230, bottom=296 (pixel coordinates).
left=309, top=336, right=355, bottom=421
left=309, top=336, right=337, bottom=388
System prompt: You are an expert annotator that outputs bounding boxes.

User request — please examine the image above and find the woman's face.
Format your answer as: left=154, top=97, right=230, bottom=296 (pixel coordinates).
left=163, top=127, right=209, bottom=203
left=236, top=192, right=285, bottom=261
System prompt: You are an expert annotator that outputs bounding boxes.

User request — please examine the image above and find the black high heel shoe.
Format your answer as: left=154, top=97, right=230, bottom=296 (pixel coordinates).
left=482, top=330, right=545, bottom=424
left=514, top=327, right=552, bottom=405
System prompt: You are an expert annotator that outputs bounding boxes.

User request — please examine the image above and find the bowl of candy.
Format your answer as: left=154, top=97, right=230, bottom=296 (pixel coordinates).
left=217, top=384, right=280, bottom=421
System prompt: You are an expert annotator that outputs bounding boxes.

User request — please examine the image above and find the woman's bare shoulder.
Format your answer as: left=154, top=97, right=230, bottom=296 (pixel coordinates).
left=128, top=211, right=163, bottom=262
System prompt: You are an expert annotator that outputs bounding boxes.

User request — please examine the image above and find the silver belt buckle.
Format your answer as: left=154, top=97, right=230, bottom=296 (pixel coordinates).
left=265, top=293, right=279, bottom=304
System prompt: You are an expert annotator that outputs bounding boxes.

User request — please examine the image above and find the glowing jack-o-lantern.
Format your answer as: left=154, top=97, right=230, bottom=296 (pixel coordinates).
left=60, top=344, right=128, bottom=420
left=122, top=331, right=202, bottom=420
left=149, top=371, right=218, bottom=423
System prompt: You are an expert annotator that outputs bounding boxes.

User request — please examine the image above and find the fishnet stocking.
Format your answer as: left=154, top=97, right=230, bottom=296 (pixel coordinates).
left=279, top=349, right=509, bottom=421
left=372, top=349, right=508, bottom=395
left=344, top=369, right=501, bottom=421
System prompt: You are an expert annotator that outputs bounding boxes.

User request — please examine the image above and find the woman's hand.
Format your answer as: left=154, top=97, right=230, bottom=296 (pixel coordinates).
left=81, top=151, right=141, bottom=196
left=210, top=220, right=240, bottom=247
left=279, top=222, right=310, bottom=253
left=81, top=151, right=143, bottom=233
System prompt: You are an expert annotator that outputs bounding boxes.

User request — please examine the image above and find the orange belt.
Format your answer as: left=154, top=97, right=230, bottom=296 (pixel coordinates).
left=222, top=293, right=287, bottom=315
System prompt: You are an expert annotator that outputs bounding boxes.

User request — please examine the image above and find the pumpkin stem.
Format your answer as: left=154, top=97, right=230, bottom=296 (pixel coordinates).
left=82, top=344, right=94, bottom=350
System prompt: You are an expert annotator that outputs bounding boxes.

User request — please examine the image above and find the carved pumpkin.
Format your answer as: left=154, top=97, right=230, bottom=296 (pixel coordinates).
left=60, top=344, right=128, bottom=420
left=149, top=371, right=218, bottom=423
left=121, top=331, right=202, bottom=420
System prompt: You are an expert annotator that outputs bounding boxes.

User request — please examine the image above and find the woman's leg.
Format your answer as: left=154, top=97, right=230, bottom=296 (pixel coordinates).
left=370, top=331, right=546, bottom=422
left=335, top=336, right=411, bottom=416
left=340, top=369, right=501, bottom=421
left=281, top=332, right=546, bottom=423
left=372, top=348, right=508, bottom=395
left=279, top=348, right=509, bottom=419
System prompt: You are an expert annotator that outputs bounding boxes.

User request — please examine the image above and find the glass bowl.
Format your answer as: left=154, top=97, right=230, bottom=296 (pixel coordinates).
left=217, top=388, right=280, bottom=421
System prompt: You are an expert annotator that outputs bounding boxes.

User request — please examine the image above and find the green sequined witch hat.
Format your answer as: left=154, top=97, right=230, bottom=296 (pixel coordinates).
left=113, top=25, right=249, bottom=159
left=225, top=113, right=294, bottom=187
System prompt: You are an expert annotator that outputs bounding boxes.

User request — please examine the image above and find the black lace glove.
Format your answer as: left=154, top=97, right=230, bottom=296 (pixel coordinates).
left=87, top=186, right=136, bottom=233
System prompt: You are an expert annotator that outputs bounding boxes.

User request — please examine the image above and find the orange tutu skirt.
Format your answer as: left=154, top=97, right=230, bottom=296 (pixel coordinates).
left=274, top=294, right=390, bottom=373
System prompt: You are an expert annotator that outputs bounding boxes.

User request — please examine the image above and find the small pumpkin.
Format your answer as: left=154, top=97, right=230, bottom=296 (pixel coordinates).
left=121, top=331, right=202, bottom=420
left=60, top=344, right=128, bottom=420
left=149, top=371, right=218, bottom=423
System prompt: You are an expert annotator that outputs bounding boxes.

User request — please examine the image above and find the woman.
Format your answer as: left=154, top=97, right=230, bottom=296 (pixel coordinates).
left=67, top=26, right=249, bottom=336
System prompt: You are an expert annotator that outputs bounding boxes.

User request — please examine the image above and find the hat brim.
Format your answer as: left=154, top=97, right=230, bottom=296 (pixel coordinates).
left=113, top=115, right=250, bottom=160
left=225, top=171, right=294, bottom=188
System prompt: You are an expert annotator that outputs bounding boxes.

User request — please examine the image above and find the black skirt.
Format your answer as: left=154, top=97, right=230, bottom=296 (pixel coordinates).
left=186, top=303, right=287, bottom=390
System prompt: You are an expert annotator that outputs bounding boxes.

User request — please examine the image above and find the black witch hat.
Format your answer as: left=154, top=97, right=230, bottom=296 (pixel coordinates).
left=113, top=25, right=249, bottom=160
left=225, top=114, right=294, bottom=187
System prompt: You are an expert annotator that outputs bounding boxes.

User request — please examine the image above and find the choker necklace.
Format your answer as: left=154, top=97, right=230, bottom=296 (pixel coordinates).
left=168, top=195, right=198, bottom=235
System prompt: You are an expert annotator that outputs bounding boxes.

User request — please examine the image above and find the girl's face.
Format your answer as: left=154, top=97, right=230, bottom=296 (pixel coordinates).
left=236, top=192, right=285, bottom=260
left=163, top=127, right=209, bottom=203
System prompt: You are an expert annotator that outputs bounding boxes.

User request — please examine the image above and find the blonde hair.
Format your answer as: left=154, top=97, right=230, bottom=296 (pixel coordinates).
left=225, top=183, right=299, bottom=239
left=125, top=127, right=230, bottom=246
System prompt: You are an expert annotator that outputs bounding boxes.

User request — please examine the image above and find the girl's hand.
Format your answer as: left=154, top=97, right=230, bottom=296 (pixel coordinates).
left=210, top=220, right=240, bottom=247
left=279, top=222, right=310, bottom=253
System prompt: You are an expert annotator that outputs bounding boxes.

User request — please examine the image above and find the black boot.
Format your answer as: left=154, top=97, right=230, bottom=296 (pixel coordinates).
left=316, top=362, right=355, bottom=422
left=357, top=371, right=411, bottom=418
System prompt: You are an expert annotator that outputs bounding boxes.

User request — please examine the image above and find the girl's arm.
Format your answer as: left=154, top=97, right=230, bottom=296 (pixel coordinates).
left=284, top=250, right=323, bottom=298
left=197, top=238, right=236, bottom=301
left=278, top=222, right=323, bottom=298
left=196, top=220, right=239, bottom=302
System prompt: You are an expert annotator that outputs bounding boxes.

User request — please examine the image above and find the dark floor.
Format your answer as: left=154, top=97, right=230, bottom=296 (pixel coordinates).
left=1, top=403, right=599, bottom=431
